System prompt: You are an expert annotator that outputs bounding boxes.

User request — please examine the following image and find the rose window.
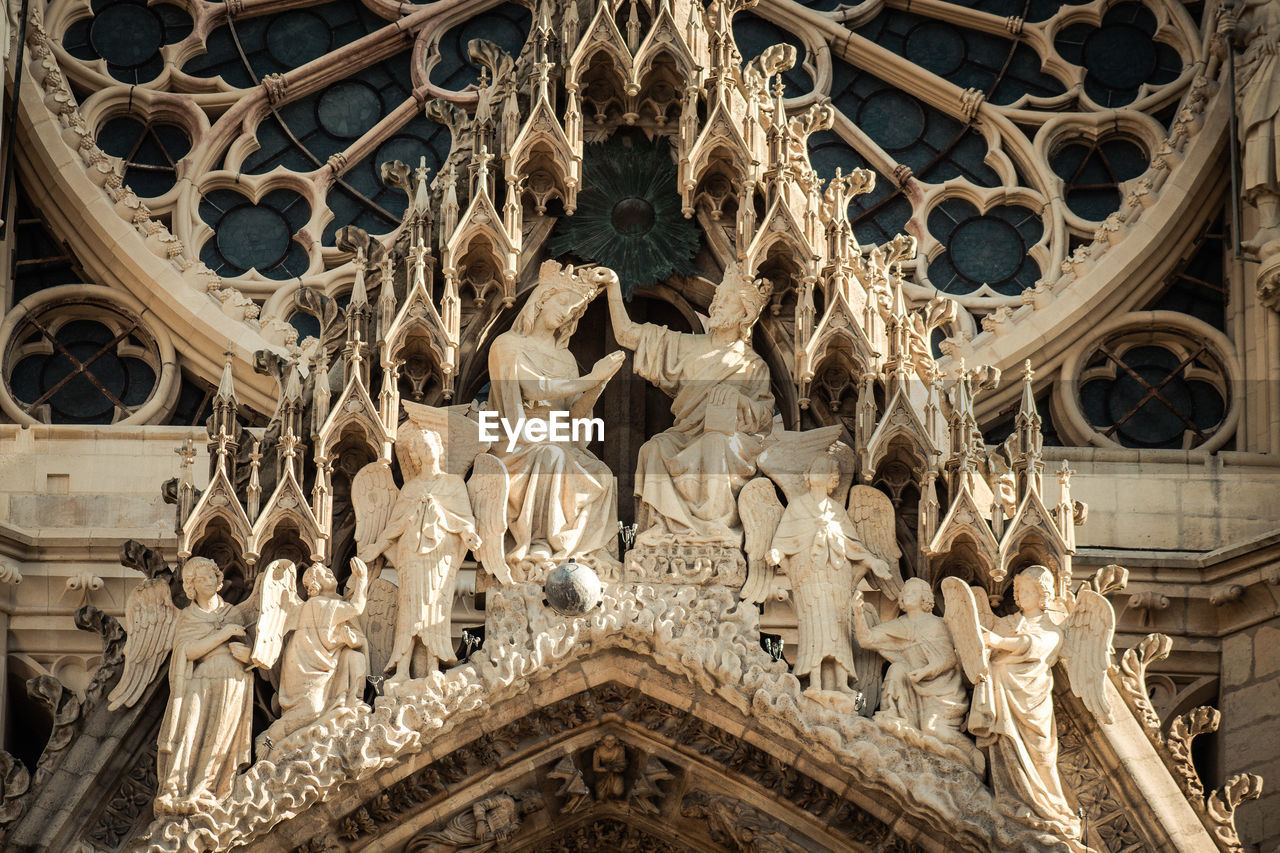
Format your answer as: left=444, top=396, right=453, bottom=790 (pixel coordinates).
left=13, top=0, right=1224, bottom=444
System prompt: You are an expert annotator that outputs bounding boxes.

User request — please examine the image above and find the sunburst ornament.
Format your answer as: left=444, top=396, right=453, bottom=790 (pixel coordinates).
left=548, top=137, right=700, bottom=300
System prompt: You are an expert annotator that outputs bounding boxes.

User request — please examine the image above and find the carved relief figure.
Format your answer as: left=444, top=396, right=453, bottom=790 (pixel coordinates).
left=408, top=792, right=531, bottom=852
left=850, top=579, right=970, bottom=755
left=603, top=262, right=776, bottom=548
left=251, top=558, right=370, bottom=756
left=1222, top=0, right=1280, bottom=250
left=471, top=260, right=624, bottom=580
left=354, top=404, right=483, bottom=682
left=591, top=734, right=628, bottom=800
left=943, top=566, right=1115, bottom=836
left=107, top=557, right=264, bottom=815
left=740, top=436, right=903, bottom=702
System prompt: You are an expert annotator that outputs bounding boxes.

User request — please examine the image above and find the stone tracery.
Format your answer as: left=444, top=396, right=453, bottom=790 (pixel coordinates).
left=0, top=0, right=1270, bottom=851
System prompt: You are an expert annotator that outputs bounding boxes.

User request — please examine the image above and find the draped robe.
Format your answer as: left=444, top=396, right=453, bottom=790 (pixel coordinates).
left=156, top=599, right=253, bottom=809
left=769, top=491, right=878, bottom=684
left=268, top=594, right=367, bottom=745
left=859, top=612, right=967, bottom=739
left=1237, top=0, right=1280, bottom=203
left=385, top=473, right=476, bottom=668
left=968, top=612, right=1079, bottom=835
left=488, top=331, right=618, bottom=570
left=631, top=324, right=774, bottom=547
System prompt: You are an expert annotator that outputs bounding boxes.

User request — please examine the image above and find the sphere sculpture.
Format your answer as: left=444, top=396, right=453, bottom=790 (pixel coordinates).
left=543, top=558, right=602, bottom=616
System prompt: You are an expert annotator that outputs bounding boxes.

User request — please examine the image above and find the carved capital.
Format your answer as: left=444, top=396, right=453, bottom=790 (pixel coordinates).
left=263, top=73, right=289, bottom=105
left=959, top=88, right=985, bottom=121
left=1256, top=250, right=1280, bottom=314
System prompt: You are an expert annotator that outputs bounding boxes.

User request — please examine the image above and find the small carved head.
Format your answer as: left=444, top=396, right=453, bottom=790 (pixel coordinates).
left=900, top=577, right=934, bottom=613
left=805, top=453, right=840, bottom=494
left=512, top=260, right=601, bottom=346
left=181, top=557, right=223, bottom=603
left=302, top=562, right=337, bottom=596
left=1013, top=565, right=1055, bottom=612
left=709, top=262, right=772, bottom=338
left=396, top=421, right=444, bottom=478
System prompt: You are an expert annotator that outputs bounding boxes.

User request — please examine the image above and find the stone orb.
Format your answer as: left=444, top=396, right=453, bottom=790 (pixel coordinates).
left=543, top=558, right=602, bottom=617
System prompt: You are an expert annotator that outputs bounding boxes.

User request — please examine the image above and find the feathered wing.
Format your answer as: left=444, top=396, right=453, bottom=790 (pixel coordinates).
left=360, top=575, right=399, bottom=677
left=467, top=453, right=512, bottom=584
left=250, top=559, right=303, bottom=669
left=971, top=585, right=997, bottom=629
left=851, top=601, right=882, bottom=718
left=846, top=485, right=904, bottom=600
left=738, top=478, right=784, bottom=604
left=352, top=461, right=398, bottom=560
left=107, top=578, right=179, bottom=710
left=402, top=401, right=492, bottom=475
left=1061, top=588, right=1116, bottom=723
left=829, top=441, right=857, bottom=506
left=756, top=425, right=844, bottom=502
left=941, top=577, right=989, bottom=685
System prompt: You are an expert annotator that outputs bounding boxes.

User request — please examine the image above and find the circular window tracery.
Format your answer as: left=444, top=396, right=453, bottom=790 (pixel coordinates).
left=1057, top=313, right=1238, bottom=452
left=198, top=189, right=311, bottom=280
left=1051, top=137, right=1149, bottom=222
left=0, top=288, right=177, bottom=426
left=95, top=116, right=191, bottom=199
left=1054, top=3, right=1182, bottom=107
left=1080, top=336, right=1227, bottom=449
left=31, top=0, right=1215, bottom=403
left=429, top=4, right=533, bottom=91
left=182, top=3, right=381, bottom=89
left=926, top=199, right=1043, bottom=296
left=63, top=0, right=192, bottom=84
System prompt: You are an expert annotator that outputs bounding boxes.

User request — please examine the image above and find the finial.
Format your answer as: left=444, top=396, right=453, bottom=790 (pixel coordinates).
left=350, top=247, right=368, bottom=307
left=215, top=349, right=236, bottom=402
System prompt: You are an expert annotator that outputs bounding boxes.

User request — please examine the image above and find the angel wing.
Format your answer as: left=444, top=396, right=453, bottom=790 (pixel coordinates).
left=941, top=577, right=990, bottom=685
left=353, top=461, right=398, bottom=560
left=851, top=600, right=882, bottom=718
left=846, top=485, right=904, bottom=600
left=829, top=441, right=857, bottom=506
left=107, top=578, right=179, bottom=710
left=250, top=559, right=304, bottom=669
left=756, top=425, right=844, bottom=501
left=738, top=478, right=784, bottom=604
left=467, top=453, right=512, bottom=584
left=1060, top=588, right=1116, bottom=723
left=360, top=575, right=399, bottom=678
left=973, top=585, right=997, bottom=629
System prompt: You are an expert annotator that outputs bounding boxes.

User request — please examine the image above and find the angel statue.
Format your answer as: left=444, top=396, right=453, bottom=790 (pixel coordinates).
left=942, top=566, right=1115, bottom=836
left=850, top=580, right=979, bottom=770
left=603, top=261, right=776, bottom=550
left=251, top=557, right=370, bottom=758
left=470, top=259, right=624, bottom=582
left=739, top=431, right=903, bottom=703
left=107, top=556, right=264, bottom=815
left=353, top=403, right=484, bottom=683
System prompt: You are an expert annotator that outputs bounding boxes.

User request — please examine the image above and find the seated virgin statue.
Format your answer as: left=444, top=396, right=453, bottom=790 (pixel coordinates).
left=471, top=260, right=624, bottom=582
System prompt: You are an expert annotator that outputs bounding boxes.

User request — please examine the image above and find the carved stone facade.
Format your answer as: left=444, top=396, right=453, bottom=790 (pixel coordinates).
left=1, top=0, right=1278, bottom=851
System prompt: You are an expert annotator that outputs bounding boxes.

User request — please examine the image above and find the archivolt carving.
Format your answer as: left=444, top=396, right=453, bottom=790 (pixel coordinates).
left=130, top=583, right=1074, bottom=853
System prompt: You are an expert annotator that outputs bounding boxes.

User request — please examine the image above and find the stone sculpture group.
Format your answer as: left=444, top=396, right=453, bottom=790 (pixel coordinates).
left=108, top=261, right=1117, bottom=840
